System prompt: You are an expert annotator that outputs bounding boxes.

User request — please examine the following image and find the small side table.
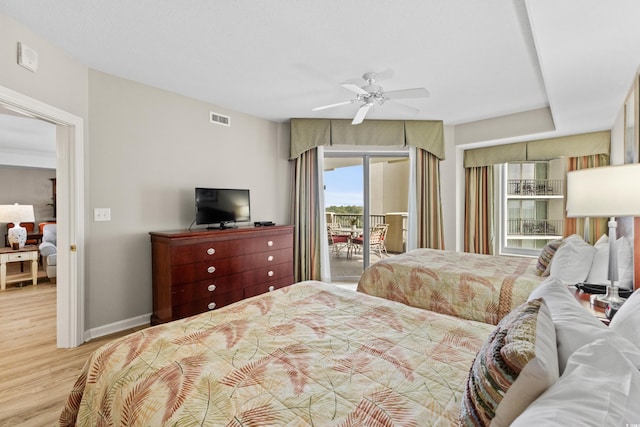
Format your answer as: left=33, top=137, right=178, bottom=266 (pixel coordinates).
left=0, top=245, right=39, bottom=290
left=573, top=287, right=610, bottom=326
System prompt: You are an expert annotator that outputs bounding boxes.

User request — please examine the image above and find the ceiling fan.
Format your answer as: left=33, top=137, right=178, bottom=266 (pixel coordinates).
left=312, top=71, right=430, bottom=125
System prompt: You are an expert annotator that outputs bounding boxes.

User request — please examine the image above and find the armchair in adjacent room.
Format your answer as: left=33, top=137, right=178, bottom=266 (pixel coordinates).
left=38, top=224, right=57, bottom=283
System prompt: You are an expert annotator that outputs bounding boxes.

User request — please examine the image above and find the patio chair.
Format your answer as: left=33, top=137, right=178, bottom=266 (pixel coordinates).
left=328, top=223, right=350, bottom=257
left=350, top=223, right=389, bottom=258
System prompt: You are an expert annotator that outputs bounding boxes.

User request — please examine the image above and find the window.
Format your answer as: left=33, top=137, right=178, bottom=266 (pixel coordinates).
left=499, top=160, right=565, bottom=256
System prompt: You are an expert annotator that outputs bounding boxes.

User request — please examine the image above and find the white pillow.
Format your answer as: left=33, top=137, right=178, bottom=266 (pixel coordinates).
left=528, top=277, right=611, bottom=374
left=610, top=288, right=640, bottom=352
left=512, top=338, right=640, bottom=426
left=586, top=234, right=634, bottom=289
left=549, top=234, right=596, bottom=285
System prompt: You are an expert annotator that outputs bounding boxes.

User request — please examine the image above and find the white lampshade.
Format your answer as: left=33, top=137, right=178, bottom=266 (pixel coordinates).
left=0, top=204, right=35, bottom=248
left=566, top=164, right=640, bottom=217
left=566, top=164, right=640, bottom=307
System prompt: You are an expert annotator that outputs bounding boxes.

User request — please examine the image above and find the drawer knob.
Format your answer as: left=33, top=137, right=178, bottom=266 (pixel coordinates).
left=207, top=266, right=216, bottom=274
left=268, top=285, right=275, bottom=292
left=207, top=248, right=215, bottom=255
left=208, top=302, right=216, bottom=310
left=267, top=240, right=274, bottom=247
left=208, top=284, right=216, bottom=292
left=267, top=270, right=274, bottom=277
left=267, top=255, right=274, bottom=262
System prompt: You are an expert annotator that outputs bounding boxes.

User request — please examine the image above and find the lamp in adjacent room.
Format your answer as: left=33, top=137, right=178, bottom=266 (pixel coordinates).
left=0, top=203, right=35, bottom=249
left=566, top=163, right=640, bottom=307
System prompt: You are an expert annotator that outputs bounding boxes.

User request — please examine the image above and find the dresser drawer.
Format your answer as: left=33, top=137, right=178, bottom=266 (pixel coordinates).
left=243, top=276, right=294, bottom=299
left=172, top=278, right=242, bottom=305
left=241, top=262, right=293, bottom=287
left=4, top=251, right=37, bottom=262
left=172, top=288, right=244, bottom=320
left=171, top=257, right=239, bottom=284
left=170, top=240, right=236, bottom=265
left=242, top=233, right=293, bottom=254
left=241, top=248, right=292, bottom=269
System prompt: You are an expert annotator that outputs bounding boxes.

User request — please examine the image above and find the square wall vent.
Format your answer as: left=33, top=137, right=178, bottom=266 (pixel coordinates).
left=210, top=111, right=231, bottom=127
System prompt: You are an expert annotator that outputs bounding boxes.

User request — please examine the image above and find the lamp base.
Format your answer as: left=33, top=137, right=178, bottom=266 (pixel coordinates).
left=7, top=223, right=27, bottom=249
left=590, top=285, right=626, bottom=308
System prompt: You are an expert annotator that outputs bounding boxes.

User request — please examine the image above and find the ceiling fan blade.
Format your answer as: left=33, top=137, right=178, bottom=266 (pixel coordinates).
left=341, top=83, right=370, bottom=96
left=312, top=100, right=355, bottom=111
left=352, top=103, right=372, bottom=125
left=383, top=87, right=430, bottom=99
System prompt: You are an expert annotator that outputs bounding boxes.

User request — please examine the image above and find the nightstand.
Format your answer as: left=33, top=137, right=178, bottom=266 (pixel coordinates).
left=573, top=287, right=610, bottom=326
left=0, top=245, right=39, bottom=290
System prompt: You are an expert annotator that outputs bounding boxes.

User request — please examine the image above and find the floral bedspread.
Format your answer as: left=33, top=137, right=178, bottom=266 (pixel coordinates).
left=59, top=281, right=494, bottom=426
left=357, top=249, right=543, bottom=325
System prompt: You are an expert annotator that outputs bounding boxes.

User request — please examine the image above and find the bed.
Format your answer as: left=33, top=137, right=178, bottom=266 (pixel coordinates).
left=356, top=248, right=544, bottom=325
left=59, top=281, right=495, bottom=426
left=59, top=278, right=640, bottom=426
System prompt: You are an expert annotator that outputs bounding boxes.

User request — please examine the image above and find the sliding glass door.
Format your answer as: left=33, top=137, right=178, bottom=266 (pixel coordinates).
left=324, top=149, right=409, bottom=282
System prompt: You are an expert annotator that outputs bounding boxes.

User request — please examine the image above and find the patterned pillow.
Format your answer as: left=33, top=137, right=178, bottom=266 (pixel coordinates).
left=459, top=298, right=558, bottom=427
left=536, top=239, right=562, bottom=276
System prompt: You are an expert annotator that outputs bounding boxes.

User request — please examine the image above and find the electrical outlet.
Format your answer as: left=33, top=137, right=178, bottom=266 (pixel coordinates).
left=94, top=208, right=111, bottom=221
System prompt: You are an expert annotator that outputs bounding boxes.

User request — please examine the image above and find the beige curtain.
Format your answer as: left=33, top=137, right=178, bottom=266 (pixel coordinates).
left=464, top=166, right=494, bottom=254
left=290, top=118, right=445, bottom=160
left=463, top=131, right=610, bottom=167
left=564, top=154, right=610, bottom=244
left=415, top=148, right=444, bottom=249
left=292, top=148, right=324, bottom=281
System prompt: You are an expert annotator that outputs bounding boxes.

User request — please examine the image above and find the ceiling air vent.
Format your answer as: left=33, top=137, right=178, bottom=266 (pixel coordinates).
left=210, top=111, right=231, bottom=127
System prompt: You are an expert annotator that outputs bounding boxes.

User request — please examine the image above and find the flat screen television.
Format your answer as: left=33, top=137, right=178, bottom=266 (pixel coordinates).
left=195, top=188, right=251, bottom=229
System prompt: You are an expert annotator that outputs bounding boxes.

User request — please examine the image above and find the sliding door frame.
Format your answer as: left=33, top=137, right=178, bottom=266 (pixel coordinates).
left=324, top=147, right=409, bottom=278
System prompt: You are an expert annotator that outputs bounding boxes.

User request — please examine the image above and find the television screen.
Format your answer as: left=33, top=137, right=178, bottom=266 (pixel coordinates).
left=195, top=188, right=251, bottom=227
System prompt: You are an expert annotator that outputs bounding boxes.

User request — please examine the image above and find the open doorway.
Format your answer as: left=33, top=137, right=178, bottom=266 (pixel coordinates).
left=0, top=84, right=85, bottom=348
left=324, top=151, right=409, bottom=283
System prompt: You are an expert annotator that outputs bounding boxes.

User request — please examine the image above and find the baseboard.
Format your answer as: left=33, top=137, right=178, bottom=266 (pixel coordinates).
left=83, top=313, right=151, bottom=342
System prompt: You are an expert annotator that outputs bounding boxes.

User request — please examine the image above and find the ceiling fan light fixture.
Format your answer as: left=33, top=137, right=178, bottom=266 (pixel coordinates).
left=311, top=70, right=429, bottom=124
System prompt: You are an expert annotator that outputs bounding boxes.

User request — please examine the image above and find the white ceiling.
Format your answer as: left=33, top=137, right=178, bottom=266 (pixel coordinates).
left=1, top=0, right=640, bottom=151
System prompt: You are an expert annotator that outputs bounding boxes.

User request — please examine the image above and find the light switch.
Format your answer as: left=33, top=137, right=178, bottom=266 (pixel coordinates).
left=94, top=208, right=111, bottom=221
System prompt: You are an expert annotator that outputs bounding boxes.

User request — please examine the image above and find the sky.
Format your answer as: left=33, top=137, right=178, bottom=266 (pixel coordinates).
left=324, top=165, right=362, bottom=207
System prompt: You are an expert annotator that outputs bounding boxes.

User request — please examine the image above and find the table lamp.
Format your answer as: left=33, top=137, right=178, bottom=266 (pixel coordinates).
left=566, top=164, right=640, bottom=307
left=0, top=203, right=35, bottom=249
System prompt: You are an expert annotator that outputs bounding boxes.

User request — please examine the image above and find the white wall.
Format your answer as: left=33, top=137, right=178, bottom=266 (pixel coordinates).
left=0, top=14, right=88, bottom=119
left=610, top=102, right=626, bottom=166
left=86, top=70, right=291, bottom=329
left=440, top=125, right=457, bottom=250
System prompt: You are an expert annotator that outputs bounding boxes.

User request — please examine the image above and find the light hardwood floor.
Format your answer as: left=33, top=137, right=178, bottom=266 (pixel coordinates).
left=0, top=277, right=147, bottom=426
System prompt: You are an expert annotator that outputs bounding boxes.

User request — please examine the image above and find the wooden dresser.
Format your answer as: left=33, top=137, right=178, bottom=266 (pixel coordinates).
left=150, top=225, right=294, bottom=324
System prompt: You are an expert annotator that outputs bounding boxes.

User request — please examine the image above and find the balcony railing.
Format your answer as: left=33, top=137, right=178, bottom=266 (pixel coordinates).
left=507, top=179, right=563, bottom=196
left=507, top=219, right=563, bottom=236
left=327, top=213, right=386, bottom=228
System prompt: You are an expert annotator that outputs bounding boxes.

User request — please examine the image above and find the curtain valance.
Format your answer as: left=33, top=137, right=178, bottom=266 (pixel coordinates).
left=463, top=130, right=610, bottom=168
left=290, top=118, right=444, bottom=160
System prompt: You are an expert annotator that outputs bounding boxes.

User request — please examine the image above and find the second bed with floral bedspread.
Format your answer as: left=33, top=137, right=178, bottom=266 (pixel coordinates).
left=357, top=248, right=544, bottom=325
